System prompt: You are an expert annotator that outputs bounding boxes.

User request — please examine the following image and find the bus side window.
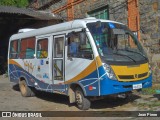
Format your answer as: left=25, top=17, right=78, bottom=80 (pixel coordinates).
left=36, top=39, right=48, bottom=59
left=20, top=37, right=35, bottom=59
left=67, top=32, right=93, bottom=59
left=10, top=40, right=19, bottom=59
left=68, top=36, right=79, bottom=57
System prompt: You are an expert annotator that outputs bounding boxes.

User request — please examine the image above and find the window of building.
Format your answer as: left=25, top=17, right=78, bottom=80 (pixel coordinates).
left=88, top=5, right=109, bottom=20
left=37, top=39, right=48, bottom=58
left=20, top=37, right=35, bottom=59
left=10, top=40, right=19, bottom=59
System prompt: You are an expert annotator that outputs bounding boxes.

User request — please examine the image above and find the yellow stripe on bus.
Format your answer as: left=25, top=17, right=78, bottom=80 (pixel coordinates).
left=9, top=59, right=22, bottom=68
left=65, top=56, right=102, bottom=84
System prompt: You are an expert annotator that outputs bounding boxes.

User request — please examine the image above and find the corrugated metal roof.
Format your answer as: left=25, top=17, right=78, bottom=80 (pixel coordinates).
left=0, top=5, right=61, bottom=20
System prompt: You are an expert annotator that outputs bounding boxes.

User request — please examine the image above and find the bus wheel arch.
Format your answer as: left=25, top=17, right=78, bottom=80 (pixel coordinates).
left=19, top=77, right=35, bottom=97
left=68, top=83, right=91, bottom=110
left=68, top=83, right=86, bottom=103
left=75, top=87, right=91, bottom=110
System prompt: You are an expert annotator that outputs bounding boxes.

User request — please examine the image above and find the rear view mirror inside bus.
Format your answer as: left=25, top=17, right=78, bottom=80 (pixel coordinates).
left=112, top=29, right=125, bottom=35
left=79, top=32, right=87, bottom=45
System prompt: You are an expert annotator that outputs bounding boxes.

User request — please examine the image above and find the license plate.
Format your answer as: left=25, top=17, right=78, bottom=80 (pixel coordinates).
left=133, top=83, right=142, bottom=90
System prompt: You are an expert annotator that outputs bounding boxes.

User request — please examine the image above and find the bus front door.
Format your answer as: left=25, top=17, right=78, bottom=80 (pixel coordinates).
left=53, top=35, right=66, bottom=94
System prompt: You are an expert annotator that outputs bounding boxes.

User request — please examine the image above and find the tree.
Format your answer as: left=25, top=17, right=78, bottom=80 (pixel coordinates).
left=0, top=0, right=29, bottom=8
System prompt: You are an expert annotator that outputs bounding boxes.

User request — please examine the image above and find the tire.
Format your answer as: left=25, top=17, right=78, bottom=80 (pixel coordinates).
left=75, top=87, right=91, bottom=110
left=19, top=80, right=35, bottom=97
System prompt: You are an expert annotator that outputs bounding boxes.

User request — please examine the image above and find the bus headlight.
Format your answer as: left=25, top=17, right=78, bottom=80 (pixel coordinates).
left=149, top=64, right=152, bottom=74
left=103, top=63, right=117, bottom=80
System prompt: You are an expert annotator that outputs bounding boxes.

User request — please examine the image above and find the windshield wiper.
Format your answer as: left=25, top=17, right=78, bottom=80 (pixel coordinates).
left=112, top=52, right=136, bottom=63
left=122, top=49, right=148, bottom=60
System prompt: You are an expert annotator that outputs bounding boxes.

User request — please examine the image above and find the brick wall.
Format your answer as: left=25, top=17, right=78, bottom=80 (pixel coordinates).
left=128, top=0, right=140, bottom=39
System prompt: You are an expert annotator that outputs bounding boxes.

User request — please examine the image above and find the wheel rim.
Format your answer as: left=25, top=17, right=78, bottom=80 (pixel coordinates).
left=76, top=91, right=83, bottom=106
left=20, top=82, right=26, bottom=95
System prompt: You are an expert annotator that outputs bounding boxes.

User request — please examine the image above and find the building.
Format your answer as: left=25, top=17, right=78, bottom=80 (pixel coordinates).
left=0, top=5, right=62, bottom=74
left=30, top=0, right=140, bottom=38
left=29, top=0, right=160, bottom=80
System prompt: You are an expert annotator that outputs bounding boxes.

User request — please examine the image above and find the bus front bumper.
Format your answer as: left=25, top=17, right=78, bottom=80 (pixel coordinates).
left=100, top=74, right=152, bottom=96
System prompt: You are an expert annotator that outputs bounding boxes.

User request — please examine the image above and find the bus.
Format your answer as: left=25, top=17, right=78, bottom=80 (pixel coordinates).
left=8, top=18, right=152, bottom=110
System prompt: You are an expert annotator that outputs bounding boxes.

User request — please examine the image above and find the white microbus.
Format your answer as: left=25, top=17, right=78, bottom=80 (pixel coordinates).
left=8, top=18, right=152, bottom=110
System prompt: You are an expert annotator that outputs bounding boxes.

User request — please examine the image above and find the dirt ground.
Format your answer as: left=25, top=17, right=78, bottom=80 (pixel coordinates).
left=0, top=75, right=160, bottom=120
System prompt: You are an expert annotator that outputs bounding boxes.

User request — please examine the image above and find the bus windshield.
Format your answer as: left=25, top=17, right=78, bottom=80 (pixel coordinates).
left=87, top=22, right=148, bottom=64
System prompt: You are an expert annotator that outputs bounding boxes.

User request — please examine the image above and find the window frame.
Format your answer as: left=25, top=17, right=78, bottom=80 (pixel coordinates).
left=54, top=37, right=64, bottom=58
left=36, top=38, right=49, bottom=59
left=20, top=37, right=36, bottom=59
left=67, top=31, right=94, bottom=60
left=9, top=40, right=19, bottom=59
left=88, top=5, right=109, bottom=20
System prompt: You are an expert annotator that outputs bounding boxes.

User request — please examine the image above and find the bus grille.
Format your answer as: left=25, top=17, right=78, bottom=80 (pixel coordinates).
left=118, top=75, right=134, bottom=79
left=138, top=72, right=148, bottom=78
left=118, top=72, right=148, bottom=80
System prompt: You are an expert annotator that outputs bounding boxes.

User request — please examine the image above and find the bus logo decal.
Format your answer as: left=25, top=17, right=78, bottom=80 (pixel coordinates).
left=135, top=74, right=138, bottom=78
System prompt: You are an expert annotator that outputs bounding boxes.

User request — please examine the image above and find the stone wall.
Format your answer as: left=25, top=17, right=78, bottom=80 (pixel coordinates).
left=47, top=0, right=127, bottom=23
left=73, top=0, right=109, bottom=19
left=109, top=0, right=128, bottom=25
left=139, top=0, right=160, bottom=81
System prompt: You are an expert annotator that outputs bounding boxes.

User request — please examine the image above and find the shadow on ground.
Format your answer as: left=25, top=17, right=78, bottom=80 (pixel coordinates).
left=12, top=84, right=70, bottom=106
left=90, top=94, right=140, bottom=109
left=153, top=94, right=160, bottom=100
left=12, top=84, right=20, bottom=91
left=35, top=90, right=70, bottom=106
left=12, top=84, right=141, bottom=109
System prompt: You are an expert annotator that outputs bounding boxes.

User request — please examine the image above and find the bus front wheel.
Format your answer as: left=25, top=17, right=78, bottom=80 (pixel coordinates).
left=19, top=80, right=35, bottom=97
left=75, top=87, right=91, bottom=110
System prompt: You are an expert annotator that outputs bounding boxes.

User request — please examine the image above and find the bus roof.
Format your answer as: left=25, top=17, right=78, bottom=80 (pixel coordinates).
left=10, top=18, right=124, bottom=40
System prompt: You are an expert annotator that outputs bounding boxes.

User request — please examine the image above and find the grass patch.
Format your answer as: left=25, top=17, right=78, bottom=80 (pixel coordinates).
left=141, top=83, right=160, bottom=95
left=149, top=102, right=160, bottom=107
left=142, top=88, right=156, bottom=95
left=138, top=101, right=160, bottom=108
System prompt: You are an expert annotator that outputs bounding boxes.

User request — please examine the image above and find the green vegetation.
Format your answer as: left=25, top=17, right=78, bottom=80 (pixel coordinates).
left=142, top=83, right=160, bottom=95
left=138, top=101, right=160, bottom=109
left=142, top=88, right=156, bottom=95
left=0, top=0, right=29, bottom=7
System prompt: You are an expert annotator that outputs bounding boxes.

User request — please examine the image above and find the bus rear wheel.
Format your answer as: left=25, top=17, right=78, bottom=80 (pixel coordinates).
left=19, top=80, right=35, bottom=97
left=75, top=87, right=91, bottom=110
